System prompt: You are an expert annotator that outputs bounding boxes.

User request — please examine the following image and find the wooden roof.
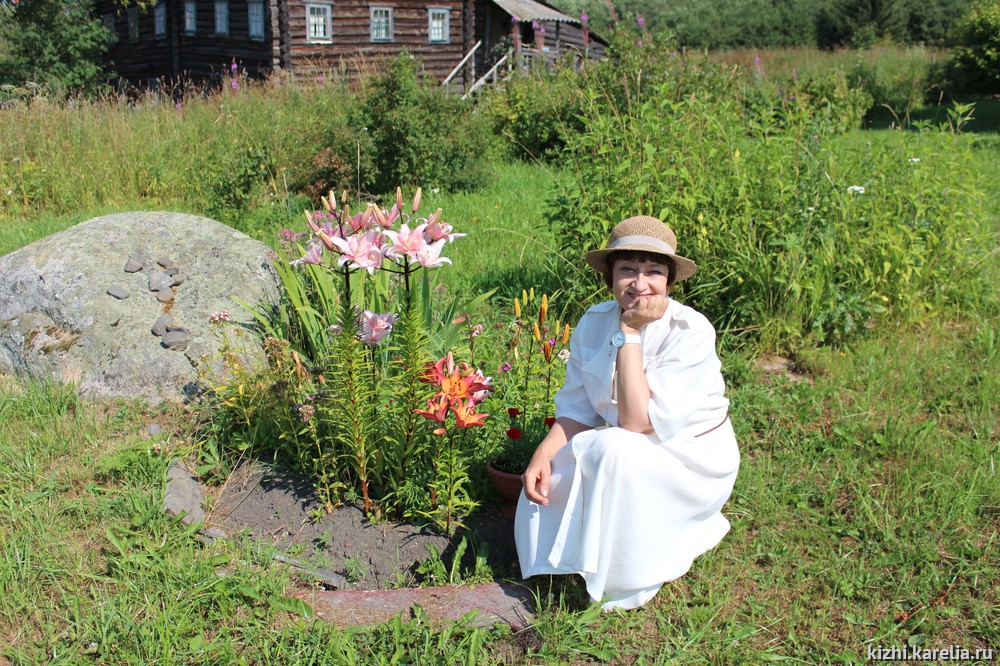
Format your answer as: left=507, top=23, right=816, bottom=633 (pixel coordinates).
left=490, top=0, right=579, bottom=23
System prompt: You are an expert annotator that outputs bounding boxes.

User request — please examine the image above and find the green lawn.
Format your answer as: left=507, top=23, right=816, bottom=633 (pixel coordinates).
left=1, top=126, right=997, bottom=662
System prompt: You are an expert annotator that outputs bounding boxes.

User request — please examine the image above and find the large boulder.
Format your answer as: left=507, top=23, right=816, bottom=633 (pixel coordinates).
left=0, top=212, right=282, bottom=403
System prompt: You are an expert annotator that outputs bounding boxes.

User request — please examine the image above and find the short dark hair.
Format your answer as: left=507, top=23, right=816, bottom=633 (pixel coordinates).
left=604, top=250, right=677, bottom=289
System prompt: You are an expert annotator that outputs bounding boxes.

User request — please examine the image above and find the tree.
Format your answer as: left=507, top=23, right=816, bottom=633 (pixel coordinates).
left=0, top=0, right=111, bottom=96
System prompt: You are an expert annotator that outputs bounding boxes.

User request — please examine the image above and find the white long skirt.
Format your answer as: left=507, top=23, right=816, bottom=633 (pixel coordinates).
left=514, top=420, right=740, bottom=610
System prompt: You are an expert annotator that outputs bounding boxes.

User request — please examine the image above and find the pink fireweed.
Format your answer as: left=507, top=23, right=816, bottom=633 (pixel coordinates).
left=329, top=231, right=386, bottom=274
left=290, top=242, right=324, bottom=266
left=358, top=310, right=400, bottom=346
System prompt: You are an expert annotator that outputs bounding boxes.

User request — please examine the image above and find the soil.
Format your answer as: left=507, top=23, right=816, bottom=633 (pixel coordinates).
left=203, top=458, right=520, bottom=590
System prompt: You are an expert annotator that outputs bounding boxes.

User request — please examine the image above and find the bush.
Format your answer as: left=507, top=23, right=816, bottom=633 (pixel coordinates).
left=351, top=53, right=489, bottom=194
left=949, top=0, right=1000, bottom=94
left=547, top=36, right=989, bottom=349
left=480, top=67, right=587, bottom=162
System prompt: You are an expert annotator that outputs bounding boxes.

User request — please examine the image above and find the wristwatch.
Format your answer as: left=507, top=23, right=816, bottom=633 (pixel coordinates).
left=611, top=330, right=641, bottom=349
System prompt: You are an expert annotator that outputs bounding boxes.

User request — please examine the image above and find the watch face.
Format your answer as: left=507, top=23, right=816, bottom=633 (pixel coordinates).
left=612, top=330, right=625, bottom=348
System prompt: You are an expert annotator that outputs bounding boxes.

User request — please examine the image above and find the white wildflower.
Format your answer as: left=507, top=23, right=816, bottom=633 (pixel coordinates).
left=558, top=348, right=571, bottom=364
left=908, top=157, right=920, bottom=163
left=847, top=185, right=865, bottom=195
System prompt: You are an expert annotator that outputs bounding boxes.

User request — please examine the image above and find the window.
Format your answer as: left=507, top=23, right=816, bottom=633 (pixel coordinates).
left=369, top=6, right=393, bottom=42
left=248, top=1, right=265, bottom=39
left=306, top=4, right=332, bottom=43
left=154, top=3, right=167, bottom=37
left=103, top=13, right=116, bottom=45
left=127, top=7, right=139, bottom=43
left=184, top=0, right=197, bottom=34
left=427, top=7, right=449, bottom=43
left=214, top=0, right=229, bottom=36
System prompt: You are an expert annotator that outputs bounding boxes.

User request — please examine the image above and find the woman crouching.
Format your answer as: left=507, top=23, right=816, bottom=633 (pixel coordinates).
left=514, top=215, right=740, bottom=610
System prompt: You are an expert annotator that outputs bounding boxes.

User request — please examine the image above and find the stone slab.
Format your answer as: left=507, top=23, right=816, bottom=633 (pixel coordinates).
left=307, top=583, right=535, bottom=629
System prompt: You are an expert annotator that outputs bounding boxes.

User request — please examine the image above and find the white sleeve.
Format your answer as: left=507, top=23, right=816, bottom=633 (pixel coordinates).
left=645, top=322, right=721, bottom=442
left=554, top=324, right=603, bottom=427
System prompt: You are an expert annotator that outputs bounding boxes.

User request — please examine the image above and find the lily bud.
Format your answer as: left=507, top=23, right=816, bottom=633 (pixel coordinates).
left=372, top=204, right=387, bottom=228
left=514, top=298, right=521, bottom=319
left=322, top=192, right=333, bottom=212
left=317, top=229, right=337, bottom=251
left=305, top=210, right=320, bottom=233
left=562, top=324, right=571, bottom=345
left=533, top=321, right=542, bottom=342
left=396, top=187, right=404, bottom=211
left=427, top=208, right=442, bottom=226
left=412, top=187, right=422, bottom=213
left=539, top=294, right=548, bottom=325
left=542, top=340, right=552, bottom=362
left=522, top=289, right=528, bottom=304
left=328, top=190, right=337, bottom=211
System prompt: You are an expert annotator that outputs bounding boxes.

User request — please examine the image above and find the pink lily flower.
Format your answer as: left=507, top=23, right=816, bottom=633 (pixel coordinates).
left=423, top=210, right=465, bottom=243
left=290, top=242, right=323, bottom=266
left=413, top=238, right=452, bottom=269
left=384, top=223, right=431, bottom=263
left=330, top=231, right=385, bottom=274
left=358, top=310, right=400, bottom=346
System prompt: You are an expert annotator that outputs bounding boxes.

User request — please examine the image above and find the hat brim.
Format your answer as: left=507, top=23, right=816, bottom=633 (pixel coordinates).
left=585, top=244, right=697, bottom=282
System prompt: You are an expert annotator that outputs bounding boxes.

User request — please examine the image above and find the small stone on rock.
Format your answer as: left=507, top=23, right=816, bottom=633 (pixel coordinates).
left=151, top=314, right=174, bottom=336
left=164, top=267, right=179, bottom=276
left=163, top=330, right=190, bottom=350
left=146, top=423, right=164, bottom=437
left=166, top=324, right=186, bottom=333
left=148, top=270, right=174, bottom=292
left=156, top=288, right=174, bottom=303
left=124, top=252, right=146, bottom=273
left=107, top=285, right=130, bottom=300
left=171, top=273, right=187, bottom=285
left=157, top=257, right=175, bottom=269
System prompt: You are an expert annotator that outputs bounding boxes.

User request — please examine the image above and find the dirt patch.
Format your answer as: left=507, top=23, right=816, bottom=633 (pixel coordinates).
left=204, top=459, right=520, bottom=590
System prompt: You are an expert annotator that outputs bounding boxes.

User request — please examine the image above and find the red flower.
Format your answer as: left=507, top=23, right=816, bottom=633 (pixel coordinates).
left=506, top=427, right=522, bottom=440
left=544, top=417, right=556, bottom=428
left=507, top=408, right=521, bottom=418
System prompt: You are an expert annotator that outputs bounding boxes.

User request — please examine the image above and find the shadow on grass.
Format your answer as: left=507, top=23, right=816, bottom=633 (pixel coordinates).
left=865, top=96, right=1000, bottom=133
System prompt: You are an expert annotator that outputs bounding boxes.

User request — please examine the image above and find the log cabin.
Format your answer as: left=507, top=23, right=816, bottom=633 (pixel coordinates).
left=96, top=0, right=606, bottom=89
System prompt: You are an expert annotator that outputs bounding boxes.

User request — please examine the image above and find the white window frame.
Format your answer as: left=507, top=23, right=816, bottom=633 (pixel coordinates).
left=214, top=0, right=229, bottom=36
left=248, top=0, right=265, bottom=40
left=306, top=3, right=332, bottom=43
left=154, top=3, right=167, bottom=37
left=427, top=7, right=449, bottom=44
left=184, top=0, right=197, bottom=34
left=369, top=6, right=393, bottom=42
left=127, top=7, right=140, bottom=43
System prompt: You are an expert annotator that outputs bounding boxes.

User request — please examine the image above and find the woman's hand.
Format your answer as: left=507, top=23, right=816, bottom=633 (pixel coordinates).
left=522, top=453, right=552, bottom=505
left=521, top=417, right=592, bottom=505
left=620, top=294, right=669, bottom=333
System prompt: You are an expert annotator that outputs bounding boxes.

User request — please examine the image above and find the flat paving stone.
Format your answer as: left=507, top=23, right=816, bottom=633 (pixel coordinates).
left=307, top=583, right=534, bottom=629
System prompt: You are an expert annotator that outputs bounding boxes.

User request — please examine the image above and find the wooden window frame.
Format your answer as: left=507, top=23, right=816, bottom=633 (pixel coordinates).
left=248, top=0, right=266, bottom=40
left=427, top=6, right=449, bottom=44
left=103, top=13, right=117, bottom=45
left=183, top=0, right=197, bottom=35
left=306, top=3, right=333, bottom=44
left=369, top=6, right=393, bottom=43
left=214, top=0, right=230, bottom=37
left=153, top=3, right=167, bottom=38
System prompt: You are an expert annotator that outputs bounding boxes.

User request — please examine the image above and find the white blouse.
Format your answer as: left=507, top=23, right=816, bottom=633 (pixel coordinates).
left=554, top=298, right=730, bottom=442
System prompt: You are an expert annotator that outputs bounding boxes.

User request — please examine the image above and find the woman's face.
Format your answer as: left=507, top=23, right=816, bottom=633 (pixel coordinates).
left=611, top=256, right=672, bottom=311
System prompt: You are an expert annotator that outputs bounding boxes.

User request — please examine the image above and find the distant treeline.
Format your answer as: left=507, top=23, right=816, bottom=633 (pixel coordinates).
left=552, top=0, right=975, bottom=49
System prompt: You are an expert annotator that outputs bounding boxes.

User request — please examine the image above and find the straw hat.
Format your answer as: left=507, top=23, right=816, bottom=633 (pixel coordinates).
left=585, top=215, right=697, bottom=282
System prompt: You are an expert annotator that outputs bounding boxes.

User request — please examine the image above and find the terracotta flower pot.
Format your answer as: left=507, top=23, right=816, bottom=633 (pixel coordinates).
left=486, top=460, right=523, bottom=517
